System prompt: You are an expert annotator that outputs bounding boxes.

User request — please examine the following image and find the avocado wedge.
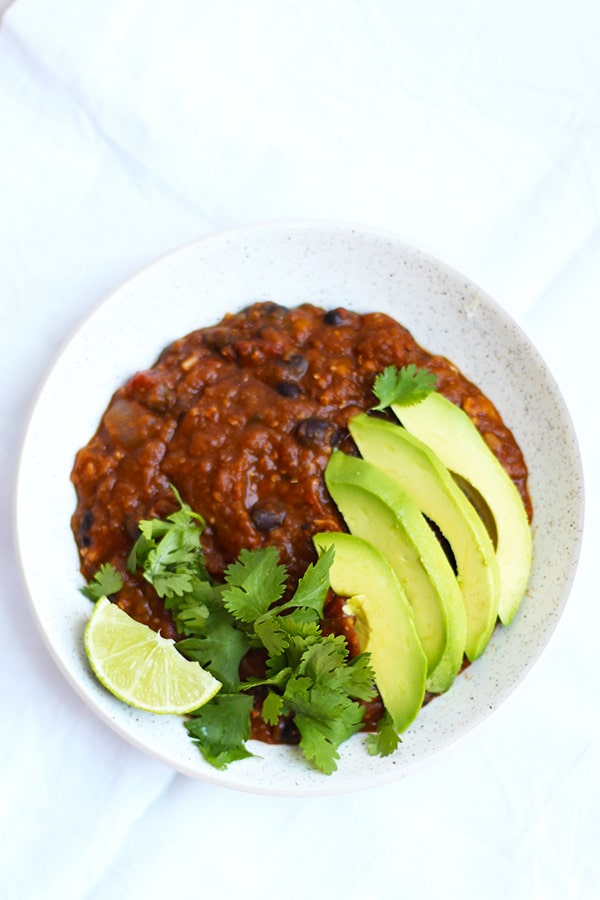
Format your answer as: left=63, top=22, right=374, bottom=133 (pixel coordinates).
left=324, top=450, right=466, bottom=691
left=313, top=531, right=427, bottom=733
left=393, top=392, right=532, bottom=625
left=349, top=413, right=500, bottom=661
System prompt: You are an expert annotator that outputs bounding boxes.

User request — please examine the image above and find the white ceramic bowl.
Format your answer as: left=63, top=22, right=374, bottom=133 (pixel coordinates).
left=15, top=221, right=584, bottom=796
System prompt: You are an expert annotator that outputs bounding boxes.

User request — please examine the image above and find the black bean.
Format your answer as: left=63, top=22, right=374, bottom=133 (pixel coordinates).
left=261, top=302, right=287, bottom=316
left=78, top=509, right=94, bottom=547
left=250, top=499, right=287, bottom=532
left=279, top=716, right=301, bottom=744
left=202, top=327, right=231, bottom=352
left=81, top=509, right=94, bottom=532
left=323, top=308, right=349, bottom=326
left=281, top=353, right=308, bottom=377
left=276, top=381, right=302, bottom=398
left=296, top=417, right=340, bottom=447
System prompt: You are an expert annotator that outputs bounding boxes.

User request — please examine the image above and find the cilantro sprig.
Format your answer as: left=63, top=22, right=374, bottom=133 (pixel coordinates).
left=180, top=542, right=377, bottom=774
left=365, top=709, right=400, bottom=757
left=371, top=364, right=437, bottom=411
left=127, top=484, right=209, bottom=599
left=80, top=562, right=124, bottom=601
left=83, top=487, right=384, bottom=774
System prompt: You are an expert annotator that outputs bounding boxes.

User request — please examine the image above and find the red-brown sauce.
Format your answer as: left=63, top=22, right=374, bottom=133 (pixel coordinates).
left=71, top=302, right=531, bottom=741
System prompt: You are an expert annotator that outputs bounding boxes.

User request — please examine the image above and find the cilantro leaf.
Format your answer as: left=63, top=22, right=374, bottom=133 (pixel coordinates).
left=253, top=613, right=288, bottom=656
left=280, top=545, right=334, bottom=618
left=365, top=709, right=401, bottom=757
left=283, top=675, right=366, bottom=774
left=80, top=562, right=124, bottom=601
left=165, top=484, right=206, bottom=527
left=186, top=693, right=255, bottom=769
left=305, top=645, right=376, bottom=703
left=177, top=608, right=251, bottom=691
left=240, top=666, right=293, bottom=693
left=222, top=546, right=287, bottom=622
left=166, top=579, right=222, bottom=634
left=126, top=533, right=154, bottom=573
left=142, top=523, right=205, bottom=598
left=261, top=690, right=284, bottom=726
left=266, top=621, right=323, bottom=675
left=372, top=364, right=437, bottom=411
left=297, top=634, right=348, bottom=682
left=126, top=488, right=209, bottom=599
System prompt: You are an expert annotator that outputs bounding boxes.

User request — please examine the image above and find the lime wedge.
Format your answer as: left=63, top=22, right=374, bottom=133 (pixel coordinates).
left=84, top=596, right=221, bottom=714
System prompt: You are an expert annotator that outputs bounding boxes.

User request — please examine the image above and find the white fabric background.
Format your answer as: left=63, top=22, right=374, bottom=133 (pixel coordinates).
left=1, top=1, right=598, bottom=898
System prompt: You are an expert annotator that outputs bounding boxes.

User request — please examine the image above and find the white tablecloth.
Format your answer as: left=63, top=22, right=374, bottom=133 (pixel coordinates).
left=1, top=2, right=597, bottom=898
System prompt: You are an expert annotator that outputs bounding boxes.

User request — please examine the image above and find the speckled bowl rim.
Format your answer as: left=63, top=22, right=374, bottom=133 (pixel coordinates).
left=15, top=220, right=584, bottom=796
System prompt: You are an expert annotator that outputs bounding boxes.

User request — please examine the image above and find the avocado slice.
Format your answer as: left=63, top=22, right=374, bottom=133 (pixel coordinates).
left=349, top=413, right=500, bottom=661
left=313, top=531, right=427, bottom=733
left=393, top=392, right=532, bottom=625
left=324, top=451, right=466, bottom=691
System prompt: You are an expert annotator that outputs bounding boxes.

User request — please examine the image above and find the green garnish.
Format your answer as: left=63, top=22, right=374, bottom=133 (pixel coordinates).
left=186, top=693, right=255, bottom=770
left=365, top=709, right=401, bottom=757
left=127, top=484, right=208, bottom=599
left=85, top=488, right=381, bottom=775
left=371, top=364, right=437, bottom=411
left=80, top=562, right=124, bottom=601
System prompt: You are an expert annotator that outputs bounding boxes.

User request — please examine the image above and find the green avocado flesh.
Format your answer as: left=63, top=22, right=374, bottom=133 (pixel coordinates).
left=349, top=414, right=500, bottom=662
left=313, top=531, right=427, bottom=733
left=324, top=450, right=466, bottom=691
left=393, top=392, right=532, bottom=626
